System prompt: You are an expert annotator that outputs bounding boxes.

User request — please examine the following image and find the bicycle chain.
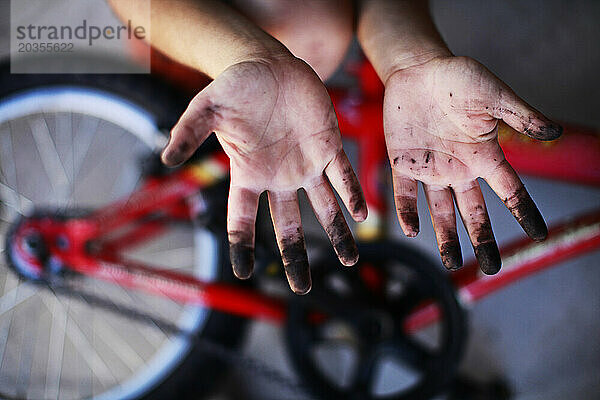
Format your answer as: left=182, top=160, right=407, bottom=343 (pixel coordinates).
left=34, top=279, right=313, bottom=400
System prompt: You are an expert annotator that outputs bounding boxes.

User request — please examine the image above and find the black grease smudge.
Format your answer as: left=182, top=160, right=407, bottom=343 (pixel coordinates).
left=341, top=166, right=366, bottom=219
left=424, top=151, right=432, bottom=163
left=439, top=230, right=462, bottom=271
left=524, top=120, right=563, bottom=141
left=504, top=187, right=548, bottom=241
left=326, top=211, right=358, bottom=265
left=280, top=237, right=311, bottom=295
left=395, top=197, right=419, bottom=236
left=229, top=230, right=254, bottom=279
left=474, top=241, right=501, bottom=275
left=229, top=243, right=254, bottom=279
left=470, top=220, right=501, bottom=274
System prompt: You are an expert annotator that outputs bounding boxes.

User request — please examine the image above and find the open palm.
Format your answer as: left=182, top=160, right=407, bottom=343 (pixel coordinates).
left=162, top=57, right=367, bottom=294
left=385, top=56, right=562, bottom=273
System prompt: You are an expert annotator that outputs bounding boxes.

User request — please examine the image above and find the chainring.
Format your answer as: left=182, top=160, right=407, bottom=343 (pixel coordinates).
left=285, top=240, right=467, bottom=400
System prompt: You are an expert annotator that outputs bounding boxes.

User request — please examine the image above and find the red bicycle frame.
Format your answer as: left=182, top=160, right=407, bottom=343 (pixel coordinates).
left=14, top=57, right=600, bottom=335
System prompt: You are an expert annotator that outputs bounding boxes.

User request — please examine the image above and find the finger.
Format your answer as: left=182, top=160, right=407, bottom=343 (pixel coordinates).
left=424, top=185, right=462, bottom=271
left=161, top=93, right=219, bottom=167
left=490, top=84, right=562, bottom=141
left=268, top=191, right=311, bottom=295
left=453, top=182, right=501, bottom=275
left=227, top=186, right=260, bottom=279
left=484, top=159, right=547, bottom=241
left=391, top=170, right=419, bottom=237
left=305, top=179, right=359, bottom=266
left=325, top=150, right=368, bottom=222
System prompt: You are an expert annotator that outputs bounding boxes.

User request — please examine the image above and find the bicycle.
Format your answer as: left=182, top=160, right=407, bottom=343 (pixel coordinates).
left=0, top=53, right=598, bottom=400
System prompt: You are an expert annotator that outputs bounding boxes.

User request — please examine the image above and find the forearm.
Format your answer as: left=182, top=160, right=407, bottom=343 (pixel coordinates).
left=108, top=0, right=291, bottom=78
left=357, top=0, right=451, bottom=82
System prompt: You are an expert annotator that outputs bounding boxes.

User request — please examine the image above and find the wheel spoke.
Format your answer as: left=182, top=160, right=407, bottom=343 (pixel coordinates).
left=351, top=345, right=380, bottom=394
left=0, top=182, right=34, bottom=216
left=28, top=116, right=70, bottom=201
left=391, top=333, right=435, bottom=371
left=44, top=293, right=68, bottom=400
left=71, top=116, right=100, bottom=185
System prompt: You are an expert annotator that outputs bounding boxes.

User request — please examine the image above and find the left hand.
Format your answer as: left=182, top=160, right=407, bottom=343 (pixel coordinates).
left=384, top=56, right=562, bottom=274
left=161, top=56, right=367, bottom=294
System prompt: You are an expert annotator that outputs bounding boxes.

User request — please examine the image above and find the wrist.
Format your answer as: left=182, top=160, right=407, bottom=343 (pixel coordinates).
left=231, top=38, right=294, bottom=67
left=380, top=47, right=452, bottom=84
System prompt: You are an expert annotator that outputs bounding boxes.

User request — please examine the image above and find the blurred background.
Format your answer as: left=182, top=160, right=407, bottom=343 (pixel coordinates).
left=0, top=0, right=598, bottom=399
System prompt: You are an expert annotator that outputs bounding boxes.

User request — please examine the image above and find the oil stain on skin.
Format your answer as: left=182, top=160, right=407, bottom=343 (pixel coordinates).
left=395, top=198, right=419, bottom=236
left=472, top=220, right=501, bottom=275
left=280, top=234, right=311, bottom=295
left=524, top=121, right=563, bottom=141
left=439, top=230, right=462, bottom=271
left=326, top=211, right=358, bottom=265
left=503, top=187, right=548, bottom=241
left=229, top=230, right=254, bottom=279
left=341, top=165, right=366, bottom=218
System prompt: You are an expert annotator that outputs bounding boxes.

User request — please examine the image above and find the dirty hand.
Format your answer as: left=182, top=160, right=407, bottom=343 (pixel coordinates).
left=384, top=56, right=562, bottom=274
left=162, top=56, right=367, bottom=294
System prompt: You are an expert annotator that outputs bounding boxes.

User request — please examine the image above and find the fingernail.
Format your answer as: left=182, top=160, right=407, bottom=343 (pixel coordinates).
left=474, top=242, right=501, bottom=275
left=229, top=242, right=254, bottom=279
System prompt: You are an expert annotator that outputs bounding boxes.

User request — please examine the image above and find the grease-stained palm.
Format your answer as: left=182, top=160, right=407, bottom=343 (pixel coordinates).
left=162, top=57, right=367, bottom=294
left=384, top=56, right=562, bottom=274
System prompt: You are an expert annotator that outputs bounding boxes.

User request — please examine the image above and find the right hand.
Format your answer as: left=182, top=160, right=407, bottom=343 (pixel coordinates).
left=162, top=55, right=367, bottom=294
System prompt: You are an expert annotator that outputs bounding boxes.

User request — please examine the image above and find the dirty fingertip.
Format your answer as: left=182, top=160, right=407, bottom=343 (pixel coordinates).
left=339, top=251, right=359, bottom=267
left=505, top=187, right=548, bottom=242
left=401, top=214, right=420, bottom=237
left=440, top=242, right=463, bottom=271
left=352, top=197, right=368, bottom=222
left=537, top=121, right=563, bottom=141
left=285, top=261, right=312, bottom=295
left=161, top=148, right=184, bottom=167
left=474, top=242, right=502, bottom=275
left=522, top=211, right=548, bottom=242
left=229, top=243, right=254, bottom=280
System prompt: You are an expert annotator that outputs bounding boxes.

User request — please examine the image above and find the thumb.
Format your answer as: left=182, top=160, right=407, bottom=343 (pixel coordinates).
left=161, top=92, right=219, bottom=167
left=490, top=82, right=562, bottom=141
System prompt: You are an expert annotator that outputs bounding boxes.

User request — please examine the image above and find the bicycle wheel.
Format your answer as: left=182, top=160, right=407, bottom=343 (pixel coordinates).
left=0, top=64, right=245, bottom=400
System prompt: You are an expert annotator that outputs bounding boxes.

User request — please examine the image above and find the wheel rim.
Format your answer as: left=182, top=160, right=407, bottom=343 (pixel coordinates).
left=0, top=87, right=219, bottom=399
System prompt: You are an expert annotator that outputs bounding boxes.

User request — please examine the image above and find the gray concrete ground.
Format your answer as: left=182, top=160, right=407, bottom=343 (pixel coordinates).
left=0, top=0, right=598, bottom=399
